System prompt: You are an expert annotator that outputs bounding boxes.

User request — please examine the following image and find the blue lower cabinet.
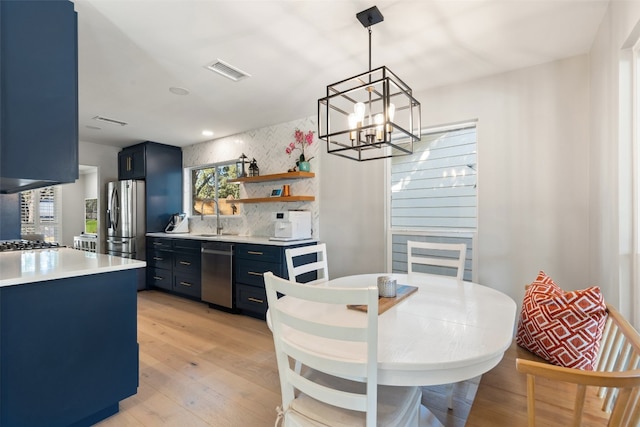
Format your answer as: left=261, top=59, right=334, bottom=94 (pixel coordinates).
left=146, top=237, right=202, bottom=300
left=174, top=271, right=201, bottom=298
left=0, top=269, right=139, bottom=427
left=234, top=242, right=317, bottom=319
left=149, top=266, right=172, bottom=291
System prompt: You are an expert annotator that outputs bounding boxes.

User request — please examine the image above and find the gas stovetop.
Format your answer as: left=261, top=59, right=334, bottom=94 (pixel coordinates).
left=0, top=240, right=62, bottom=252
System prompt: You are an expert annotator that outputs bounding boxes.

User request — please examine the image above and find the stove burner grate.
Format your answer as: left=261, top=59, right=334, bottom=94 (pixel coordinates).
left=0, top=240, right=61, bottom=252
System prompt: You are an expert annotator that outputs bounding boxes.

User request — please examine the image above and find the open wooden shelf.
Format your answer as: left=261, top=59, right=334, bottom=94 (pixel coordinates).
left=228, top=196, right=315, bottom=204
left=228, top=171, right=315, bottom=183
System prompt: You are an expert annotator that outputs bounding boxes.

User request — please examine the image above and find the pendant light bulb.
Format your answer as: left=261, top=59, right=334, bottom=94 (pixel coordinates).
left=386, top=104, right=396, bottom=134
left=354, top=102, right=366, bottom=124
left=348, top=113, right=357, bottom=129
left=375, top=113, right=384, bottom=141
left=348, top=113, right=358, bottom=141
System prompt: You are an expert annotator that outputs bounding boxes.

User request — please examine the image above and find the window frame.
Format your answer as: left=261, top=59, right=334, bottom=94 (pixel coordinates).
left=189, top=159, right=241, bottom=217
left=20, top=186, right=62, bottom=242
left=385, top=121, right=478, bottom=280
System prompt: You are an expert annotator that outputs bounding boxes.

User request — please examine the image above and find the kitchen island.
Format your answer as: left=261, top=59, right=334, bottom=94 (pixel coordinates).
left=0, top=248, right=145, bottom=427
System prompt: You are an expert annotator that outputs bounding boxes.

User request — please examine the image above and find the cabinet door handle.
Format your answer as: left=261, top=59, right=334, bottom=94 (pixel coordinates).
left=248, top=271, right=263, bottom=276
left=153, top=242, right=163, bottom=246
left=247, top=251, right=264, bottom=255
left=179, top=261, right=191, bottom=265
left=153, top=276, right=164, bottom=280
left=248, top=297, right=264, bottom=303
left=153, top=257, right=164, bottom=261
left=179, top=281, right=192, bottom=287
left=127, top=157, right=132, bottom=171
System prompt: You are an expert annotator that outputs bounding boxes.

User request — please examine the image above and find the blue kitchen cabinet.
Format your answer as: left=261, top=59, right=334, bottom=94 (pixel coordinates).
left=146, top=237, right=201, bottom=298
left=0, top=0, right=79, bottom=194
left=118, top=145, right=146, bottom=180
left=0, top=269, right=139, bottom=427
left=0, top=194, right=20, bottom=240
left=119, top=141, right=183, bottom=232
left=235, top=242, right=317, bottom=319
left=172, top=239, right=202, bottom=298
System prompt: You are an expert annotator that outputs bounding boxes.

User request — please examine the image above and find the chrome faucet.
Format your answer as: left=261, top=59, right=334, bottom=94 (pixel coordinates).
left=213, top=198, right=223, bottom=235
left=200, top=198, right=223, bottom=235
left=200, top=198, right=209, bottom=221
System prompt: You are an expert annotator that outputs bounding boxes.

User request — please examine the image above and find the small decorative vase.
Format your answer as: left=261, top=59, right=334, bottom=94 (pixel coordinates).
left=298, top=161, right=310, bottom=172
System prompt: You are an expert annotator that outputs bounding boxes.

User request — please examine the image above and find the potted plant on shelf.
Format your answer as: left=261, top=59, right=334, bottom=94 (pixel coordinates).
left=286, top=129, right=314, bottom=172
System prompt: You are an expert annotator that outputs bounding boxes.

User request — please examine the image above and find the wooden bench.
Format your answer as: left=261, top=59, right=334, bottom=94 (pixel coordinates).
left=467, top=304, right=640, bottom=426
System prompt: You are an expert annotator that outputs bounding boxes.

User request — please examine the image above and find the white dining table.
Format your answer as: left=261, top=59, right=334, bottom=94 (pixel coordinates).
left=272, top=273, right=517, bottom=387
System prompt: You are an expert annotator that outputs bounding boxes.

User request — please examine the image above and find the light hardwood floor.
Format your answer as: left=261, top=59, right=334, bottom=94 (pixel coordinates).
left=94, top=290, right=477, bottom=427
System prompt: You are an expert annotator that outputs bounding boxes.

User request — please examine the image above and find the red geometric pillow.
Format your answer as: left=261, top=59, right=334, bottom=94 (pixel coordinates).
left=515, top=271, right=607, bottom=370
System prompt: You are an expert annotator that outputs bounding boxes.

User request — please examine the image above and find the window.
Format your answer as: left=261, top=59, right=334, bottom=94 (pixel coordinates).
left=388, top=124, right=477, bottom=280
left=191, top=161, right=241, bottom=216
left=20, top=186, right=61, bottom=242
left=85, top=198, right=98, bottom=234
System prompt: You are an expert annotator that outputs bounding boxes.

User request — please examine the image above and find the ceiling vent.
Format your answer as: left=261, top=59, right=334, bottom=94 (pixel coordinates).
left=205, top=59, right=251, bottom=82
left=92, top=115, right=128, bottom=126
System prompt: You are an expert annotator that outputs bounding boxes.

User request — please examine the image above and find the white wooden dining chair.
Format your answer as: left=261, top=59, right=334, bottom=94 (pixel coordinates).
left=285, top=243, right=329, bottom=285
left=407, top=240, right=467, bottom=280
left=407, top=240, right=467, bottom=411
left=264, top=272, right=421, bottom=427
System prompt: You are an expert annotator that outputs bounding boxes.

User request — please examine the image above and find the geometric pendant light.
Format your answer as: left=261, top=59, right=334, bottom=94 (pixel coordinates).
left=317, top=6, right=421, bottom=161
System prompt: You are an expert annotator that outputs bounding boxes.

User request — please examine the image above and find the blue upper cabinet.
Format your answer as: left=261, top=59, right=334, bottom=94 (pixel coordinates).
left=0, top=0, right=79, bottom=194
left=119, top=141, right=183, bottom=233
left=118, top=145, right=146, bottom=180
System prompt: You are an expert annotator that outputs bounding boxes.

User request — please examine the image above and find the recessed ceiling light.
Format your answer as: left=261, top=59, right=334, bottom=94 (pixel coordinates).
left=169, top=86, right=190, bottom=95
left=202, top=130, right=214, bottom=137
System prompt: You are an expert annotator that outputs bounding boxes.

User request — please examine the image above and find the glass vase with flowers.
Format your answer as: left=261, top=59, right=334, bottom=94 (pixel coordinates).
left=285, top=129, right=314, bottom=171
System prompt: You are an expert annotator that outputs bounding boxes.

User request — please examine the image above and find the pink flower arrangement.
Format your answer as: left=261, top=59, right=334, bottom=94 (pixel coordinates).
left=285, top=129, right=315, bottom=163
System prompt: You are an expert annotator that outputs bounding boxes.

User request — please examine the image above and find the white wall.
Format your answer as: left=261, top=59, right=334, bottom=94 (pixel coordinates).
left=589, top=1, right=640, bottom=324
left=59, top=175, right=86, bottom=247
left=59, top=169, right=98, bottom=248
left=319, top=149, right=386, bottom=279
left=412, top=56, right=591, bottom=306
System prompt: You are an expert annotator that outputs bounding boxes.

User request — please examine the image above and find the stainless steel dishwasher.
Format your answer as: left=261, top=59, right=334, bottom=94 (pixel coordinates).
left=201, top=241, right=235, bottom=310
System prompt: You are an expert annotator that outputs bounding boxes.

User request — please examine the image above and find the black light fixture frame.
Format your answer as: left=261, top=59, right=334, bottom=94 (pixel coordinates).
left=318, top=5, right=421, bottom=162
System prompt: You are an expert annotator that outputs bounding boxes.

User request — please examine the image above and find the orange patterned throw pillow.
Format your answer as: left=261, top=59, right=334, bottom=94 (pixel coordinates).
left=516, top=271, right=607, bottom=370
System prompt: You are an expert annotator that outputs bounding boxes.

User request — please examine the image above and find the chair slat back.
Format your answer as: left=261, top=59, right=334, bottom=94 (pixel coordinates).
left=516, top=303, right=640, bottom=427
left=407, top=240, right=466, bottom=280
left=264, top=272, right=380, bottom=427
left=285, top=243, right=329, bottom=285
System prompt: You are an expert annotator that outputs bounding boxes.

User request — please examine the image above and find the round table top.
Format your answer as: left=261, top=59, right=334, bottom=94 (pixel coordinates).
left=275, top=272, right=517, bottom=386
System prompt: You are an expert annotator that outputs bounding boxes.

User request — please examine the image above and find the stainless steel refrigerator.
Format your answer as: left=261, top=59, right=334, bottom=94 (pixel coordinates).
left=106, top=180, right=146, bottom=288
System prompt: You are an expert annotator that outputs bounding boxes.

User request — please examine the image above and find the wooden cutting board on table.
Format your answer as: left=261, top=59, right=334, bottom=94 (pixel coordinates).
left=347, top=285, right=418, bottom=315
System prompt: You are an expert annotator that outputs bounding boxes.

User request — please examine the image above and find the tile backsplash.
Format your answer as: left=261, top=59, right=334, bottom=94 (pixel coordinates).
left=182, top=116, right=319, bottom=238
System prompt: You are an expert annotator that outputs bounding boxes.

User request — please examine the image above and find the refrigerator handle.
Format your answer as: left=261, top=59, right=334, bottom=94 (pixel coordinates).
left=110, top=187, right=120, bottom=230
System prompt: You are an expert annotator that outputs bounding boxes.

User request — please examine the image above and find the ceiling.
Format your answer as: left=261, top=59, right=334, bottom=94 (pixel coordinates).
left=73, top=0, right=609, bottom=149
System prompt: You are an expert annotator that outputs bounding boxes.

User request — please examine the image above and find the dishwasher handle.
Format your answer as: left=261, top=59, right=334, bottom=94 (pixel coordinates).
left=201, top=248, right=233, bottom=256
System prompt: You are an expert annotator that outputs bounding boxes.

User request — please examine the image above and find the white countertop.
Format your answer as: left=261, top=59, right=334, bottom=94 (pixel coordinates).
left=146, top=232, right=317, bottom=246
left=0, top=248, right=146, bottom=287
